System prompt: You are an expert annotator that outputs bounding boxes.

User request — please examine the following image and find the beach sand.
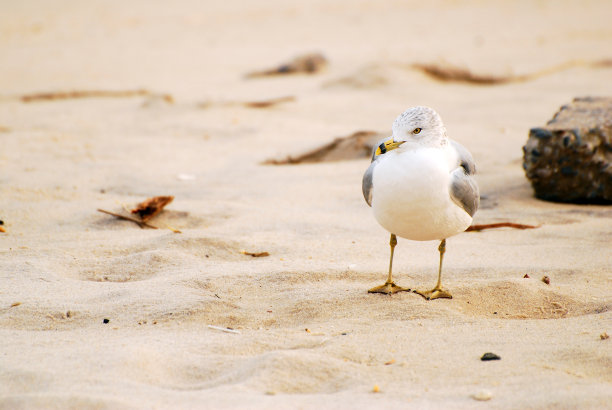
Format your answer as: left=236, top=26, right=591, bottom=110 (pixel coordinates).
left=1, top=1, right=611, bottom=408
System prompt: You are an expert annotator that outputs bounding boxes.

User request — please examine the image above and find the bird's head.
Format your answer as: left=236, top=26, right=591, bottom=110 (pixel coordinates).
left=390, top=106, right=447, bottom=147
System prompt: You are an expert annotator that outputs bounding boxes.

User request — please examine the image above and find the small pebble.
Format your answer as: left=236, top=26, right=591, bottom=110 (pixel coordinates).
left=372, top=384, right=380, bottom=393
left=471, top=390, right=493, bottom=401
left=541, top=276, right=550, bottom=285
left=601, top=332, right=609, bottom=340
left=481, top=352, right=501, bottom=361
left=103, top=318, right=110, bottom=324
left=523, top=274, right=530, bottom=278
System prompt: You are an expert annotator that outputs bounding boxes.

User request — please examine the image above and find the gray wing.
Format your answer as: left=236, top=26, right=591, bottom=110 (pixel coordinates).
left=450, top=140, right=476, bottom=174
left=362, top=161, right=376, bottom=207
left=449, top=140, right=480, bottom=217
left=362, top=137, right=388, bottom=207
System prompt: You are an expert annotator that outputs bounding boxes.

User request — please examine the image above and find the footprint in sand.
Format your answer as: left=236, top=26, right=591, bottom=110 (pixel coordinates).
left=454, top=280, right=610, bottom=319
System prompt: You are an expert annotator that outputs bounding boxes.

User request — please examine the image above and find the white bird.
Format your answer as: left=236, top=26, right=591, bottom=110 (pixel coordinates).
left=362, top=106, right=479, bottom=299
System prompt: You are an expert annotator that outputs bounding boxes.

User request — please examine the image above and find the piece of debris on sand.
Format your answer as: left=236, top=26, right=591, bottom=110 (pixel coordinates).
left=98, top=195, right=180, bottom=232
left=241, top=250, right=270, bottom=258
left=246, top=53, right=328, bottom=78
left=20, top=89, right=173, bottom=103
left=263, top=130, right=388, bottom=165
left=131, top=196, right=174, bottom=222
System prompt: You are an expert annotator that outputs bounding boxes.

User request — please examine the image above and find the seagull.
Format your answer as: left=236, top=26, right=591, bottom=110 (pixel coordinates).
left=362, top=106, right=479, bottom=299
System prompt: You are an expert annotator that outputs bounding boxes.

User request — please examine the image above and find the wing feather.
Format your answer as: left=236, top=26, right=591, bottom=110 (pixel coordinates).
left=449, top=140, right=479, bottom=217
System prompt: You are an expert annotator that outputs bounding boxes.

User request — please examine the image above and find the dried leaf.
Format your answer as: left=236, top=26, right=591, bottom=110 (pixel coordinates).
left=131, top=196, right=174, bottom=222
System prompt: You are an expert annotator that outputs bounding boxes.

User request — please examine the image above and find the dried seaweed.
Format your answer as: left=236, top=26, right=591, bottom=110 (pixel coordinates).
left=20, top=89, right=173, bottom=103
left=412, top=59, right=612, bottom=85
left=412, top=63, right=512, bottom=85
left=241, top=251, right=270, bottom=258
left=466, top=222, right=539, bottom=232
left=243, top=96, right=296, bottom=108
left=246, top=53, right=328, bottom=78
left=199, top=96, right=295, bottom=109
left=264, top=130, right=387, bottom=165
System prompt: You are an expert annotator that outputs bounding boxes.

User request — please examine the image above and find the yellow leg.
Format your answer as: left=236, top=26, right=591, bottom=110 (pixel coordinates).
left=414, top=239, right=452, bottom=300
left=368, top=234, right=411, bottom=294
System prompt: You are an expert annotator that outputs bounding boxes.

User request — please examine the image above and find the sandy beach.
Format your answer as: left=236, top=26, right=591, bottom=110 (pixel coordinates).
left=1, top=1, right=611, bottom=408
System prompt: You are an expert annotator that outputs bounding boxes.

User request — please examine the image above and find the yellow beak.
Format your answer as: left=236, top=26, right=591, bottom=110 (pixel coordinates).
left=375, top=138, right=405, bottom=156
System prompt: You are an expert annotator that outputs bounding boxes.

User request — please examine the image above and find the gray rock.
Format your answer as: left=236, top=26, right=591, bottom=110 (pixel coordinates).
left=523, top=97, right=612, bottom=203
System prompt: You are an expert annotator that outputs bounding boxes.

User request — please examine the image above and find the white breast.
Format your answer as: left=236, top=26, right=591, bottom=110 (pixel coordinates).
left=371, top=147, right=472, bottom=241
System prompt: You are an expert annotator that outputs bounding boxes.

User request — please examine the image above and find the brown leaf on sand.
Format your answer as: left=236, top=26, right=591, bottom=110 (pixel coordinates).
left=241, top=250, right=270, bottom=258
left=246, top=53, right=328, bottom=78
left=131, top=196, right=174, bottom=222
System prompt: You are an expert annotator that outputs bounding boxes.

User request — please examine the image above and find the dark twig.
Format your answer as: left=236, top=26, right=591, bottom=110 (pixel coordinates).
left=467, top=222, right=540, bottom=232
left=97, top=209, right=159, bottom=229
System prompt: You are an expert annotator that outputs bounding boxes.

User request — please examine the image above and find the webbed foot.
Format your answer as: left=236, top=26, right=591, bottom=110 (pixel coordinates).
left=414, top=288, right=452, bottom=300
left=368, top=282, right=411, bottom=294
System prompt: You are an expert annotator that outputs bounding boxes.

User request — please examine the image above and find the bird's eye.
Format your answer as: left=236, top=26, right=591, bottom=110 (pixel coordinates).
left=412, top=128, right=422, bottom=134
